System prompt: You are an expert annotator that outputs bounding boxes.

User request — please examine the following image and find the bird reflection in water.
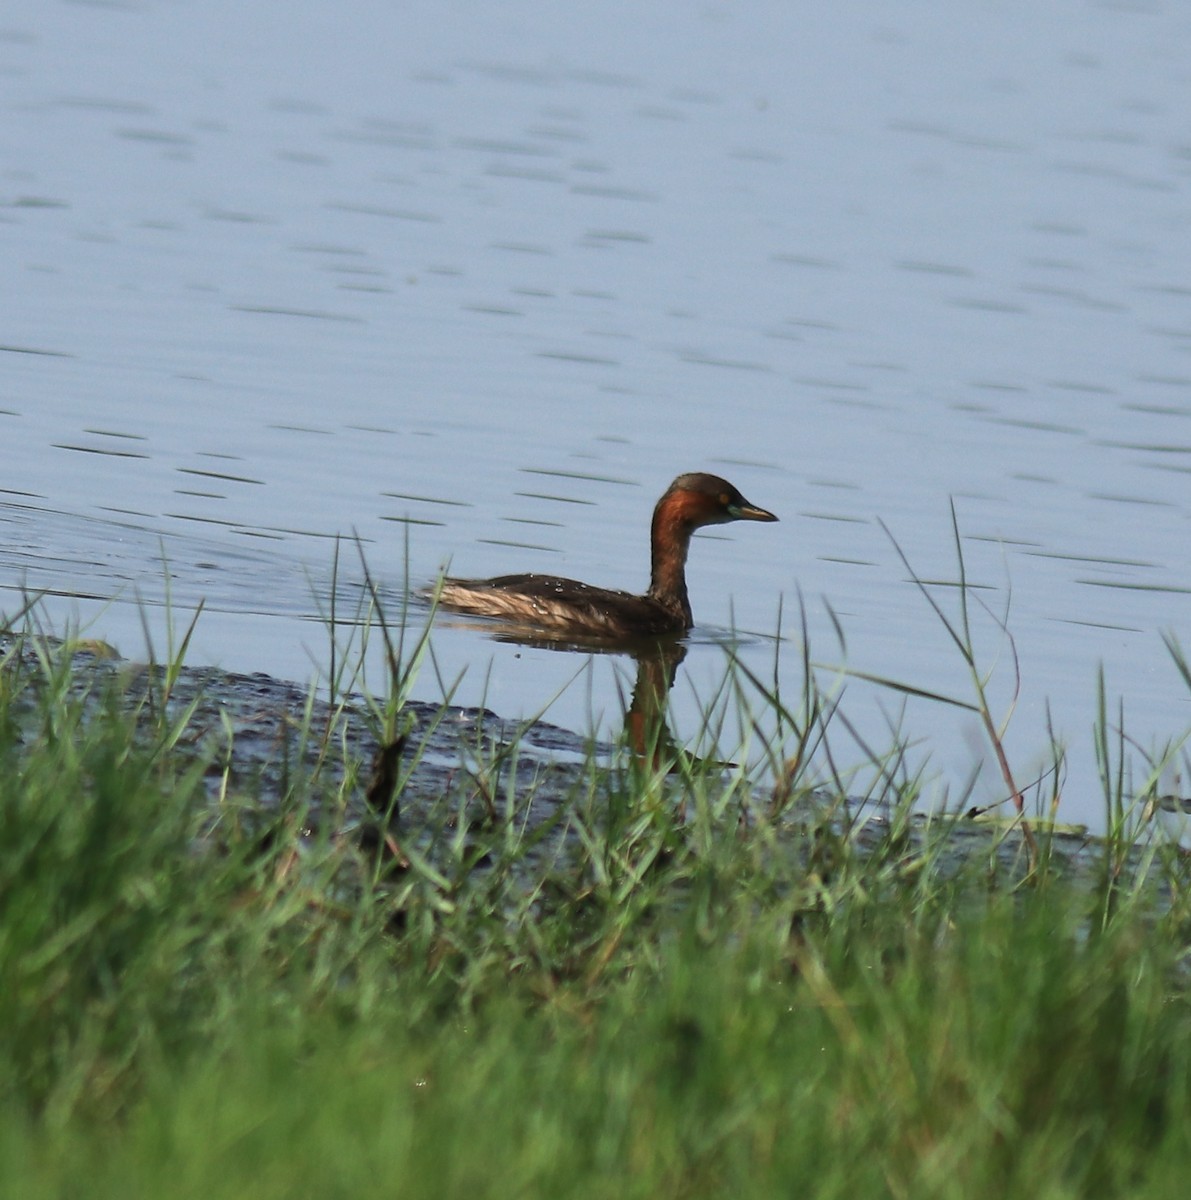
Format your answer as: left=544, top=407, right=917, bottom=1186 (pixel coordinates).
left=457, top=622, right=700, bottom=772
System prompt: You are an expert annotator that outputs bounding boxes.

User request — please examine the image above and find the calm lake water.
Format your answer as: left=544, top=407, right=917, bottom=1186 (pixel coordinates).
left=3, top=0, right=1190, bottom=832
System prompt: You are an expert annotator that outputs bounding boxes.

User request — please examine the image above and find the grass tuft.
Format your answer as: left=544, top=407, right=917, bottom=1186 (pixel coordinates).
left=2, top=542, right=1191, bottom=1196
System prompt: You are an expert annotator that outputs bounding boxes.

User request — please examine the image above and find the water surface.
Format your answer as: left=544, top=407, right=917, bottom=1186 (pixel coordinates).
left=3, top=0, right=1191, bottom=829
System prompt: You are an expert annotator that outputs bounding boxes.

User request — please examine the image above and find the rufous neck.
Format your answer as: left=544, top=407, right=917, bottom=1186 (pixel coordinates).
left=647, top=501, right=693, bottom=625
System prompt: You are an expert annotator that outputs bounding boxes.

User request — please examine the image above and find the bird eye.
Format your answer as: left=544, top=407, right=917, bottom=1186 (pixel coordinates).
left=719, top=493, right=730, bottom=506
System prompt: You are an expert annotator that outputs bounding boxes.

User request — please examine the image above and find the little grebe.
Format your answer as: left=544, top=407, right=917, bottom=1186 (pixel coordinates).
left=435, top=472, right=778, bottom=639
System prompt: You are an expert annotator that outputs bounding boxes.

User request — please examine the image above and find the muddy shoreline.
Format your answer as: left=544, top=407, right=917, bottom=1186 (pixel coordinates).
left=2, top=632, right=1172, bottom=899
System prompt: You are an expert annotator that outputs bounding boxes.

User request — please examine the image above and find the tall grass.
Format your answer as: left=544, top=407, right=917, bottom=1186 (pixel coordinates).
left=2, top=546, right=1191, bottom=1198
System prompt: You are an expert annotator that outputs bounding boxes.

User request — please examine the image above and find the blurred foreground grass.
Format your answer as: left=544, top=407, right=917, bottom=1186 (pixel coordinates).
left=3, top=616, right=1191, bottom=1200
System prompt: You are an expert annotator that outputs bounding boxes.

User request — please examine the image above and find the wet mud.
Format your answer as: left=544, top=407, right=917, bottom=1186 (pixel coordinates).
left=1, top=633, right=1173, bottom=902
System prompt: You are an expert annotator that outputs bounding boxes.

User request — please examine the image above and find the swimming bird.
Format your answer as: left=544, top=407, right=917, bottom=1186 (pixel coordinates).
left=434, top=472, right=778, bottom=640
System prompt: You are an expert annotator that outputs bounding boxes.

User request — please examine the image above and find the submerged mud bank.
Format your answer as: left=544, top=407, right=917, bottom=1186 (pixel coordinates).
left=1, top=632, right=1174, bottom=899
